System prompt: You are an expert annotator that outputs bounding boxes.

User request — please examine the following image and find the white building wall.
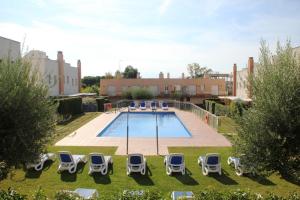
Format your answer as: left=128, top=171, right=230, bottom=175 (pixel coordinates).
left=64, top=63, right=78, bottom=95
left=25, top=50, right=60, bottom=96
left=0, top=36, right=20, bottom=60
left=236, top=68, right=248, bottom=99
left=25, top=50, right=79, bottom=96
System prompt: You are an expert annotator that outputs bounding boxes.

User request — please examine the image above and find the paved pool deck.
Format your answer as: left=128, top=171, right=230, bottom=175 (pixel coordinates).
left=55, top=108, right=231, bottom=155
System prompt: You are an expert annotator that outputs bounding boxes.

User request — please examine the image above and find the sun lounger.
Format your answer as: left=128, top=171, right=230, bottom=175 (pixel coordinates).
left=26, top=153, right=56, bottom=171
left=198, top=153, right=221, bottom=175
left=65, top=188, right=99, bottom=199
left=227, top=156, right=246, bottom=176
left=129, top=102, right=136, bottom=110
left=171, top=191, right=194, bottom=200
left=150, top=102, right=157, bottom=110
left=139, top=101, right=147, bottom=110
left=127, top=153, right=146, bottom=175
left=161, top=102, right=168, bottom=110
left=89, top=153, right=113, bottom=175
left=57, top=151, right=87, bottom=174
left=164, top=153, right=185, bottom=175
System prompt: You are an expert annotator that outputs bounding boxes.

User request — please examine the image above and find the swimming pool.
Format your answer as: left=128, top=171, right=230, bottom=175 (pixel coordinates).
left=98, top=112, right=191, bottom=138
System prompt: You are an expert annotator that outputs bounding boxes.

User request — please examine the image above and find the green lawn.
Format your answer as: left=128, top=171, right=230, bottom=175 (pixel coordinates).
left=218, top=116, right=239, bottom=141
left=0, top=114, right=299, bottom=199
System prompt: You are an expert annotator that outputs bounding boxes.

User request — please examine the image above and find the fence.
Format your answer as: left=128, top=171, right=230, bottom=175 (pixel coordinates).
left=112, top=99, right=219, bottom=130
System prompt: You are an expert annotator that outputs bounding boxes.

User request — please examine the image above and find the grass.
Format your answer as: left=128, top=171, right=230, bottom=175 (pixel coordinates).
left=218, top=116, right=239, bottom=141
left=51, top=112, right=101, bottom=144
left=0, top=114, right=299, bottom=199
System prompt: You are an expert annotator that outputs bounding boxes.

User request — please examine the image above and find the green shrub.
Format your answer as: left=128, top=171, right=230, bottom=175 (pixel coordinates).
left=54, top=191, right=83, bottom=200
left=32, top=187, right=48, bottom=200
left=96, top=97, right=110, bottom=112
left=0, top=161, right=8, bottom=180
left=117, top=190, right=163, bottom=200
left=56, top=97, right=83, bottom=116
left=0, top=188, right=27, bottom=200
left=204, top=100, right=229, bottom=116
left=122, top=88, right=154, bottom=100
left=229, top=101, right=245, bottom=118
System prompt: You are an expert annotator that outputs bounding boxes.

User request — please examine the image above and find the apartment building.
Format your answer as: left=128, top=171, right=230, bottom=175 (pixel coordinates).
left=25, top=50, right=81, bottom=96
left=0, top=36, right=21, bottom=61
left=100, top=72, right=226, bottom=97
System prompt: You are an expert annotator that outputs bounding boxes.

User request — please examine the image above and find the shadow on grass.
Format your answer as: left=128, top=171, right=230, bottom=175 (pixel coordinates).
left=25, top=160, right=54, bottom=179
left=60, top=162, right=86, bottom=182
left=279, top=172, right=300, bottom=186
left=92, top=163, right=113, bottom=184
left=173, top=168, right=199, bottom=185
left=246, top=174, right=276, bottom=186
left=130, top=165, right=154, bottom=186
left=57, top=113, right=85, bottom=125
left=209, top=169, right=238, bottom=185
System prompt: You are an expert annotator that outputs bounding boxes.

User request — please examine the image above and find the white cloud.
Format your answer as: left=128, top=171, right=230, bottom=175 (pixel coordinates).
left=159, top=0, right=172, bottom=15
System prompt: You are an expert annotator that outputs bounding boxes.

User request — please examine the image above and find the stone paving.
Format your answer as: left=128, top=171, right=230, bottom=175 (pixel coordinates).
left=55, top=108, right=231, bottom=155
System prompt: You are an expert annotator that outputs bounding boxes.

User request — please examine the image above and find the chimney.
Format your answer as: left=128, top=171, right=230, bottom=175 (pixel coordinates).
left=233, top=63, right=237, bottom=96
left=159, top=72, right=164, bottom=79
left=57, top=51, right=64, bottom=95
left=77, top=60, right=81, bottom=92
left=182, top=73, right=185, bottom=79
left=247, top=57, right=254, bottom=98
left=167, top=72, right=170, bottom=79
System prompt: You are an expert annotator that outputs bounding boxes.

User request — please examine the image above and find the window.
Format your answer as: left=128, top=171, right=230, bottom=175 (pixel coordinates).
left=54, top=75, right=57, bottom=85
left=201, top=84, right=205, bottom=91
left=48, top=74, right=51, bottom=84
left=67, top=76, right=69, bottom=84
left=75, top=78, right=77, bottom=86
left=72, top=78, right=74, bottom=86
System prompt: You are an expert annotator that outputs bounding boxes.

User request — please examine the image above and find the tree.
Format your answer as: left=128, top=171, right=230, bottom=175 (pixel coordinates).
left=104, top=72, right=114, bottom=79
left=81, top=85, right=99, bottom=95
left=123, top=65, right=138, bottom=79
left=81, top=76, right=101, bottom=87
left=0, top=58, right=56, bottom=167
left=187, top=63, right=212, bottom=78
left=234, top=40, right=300, bottom=183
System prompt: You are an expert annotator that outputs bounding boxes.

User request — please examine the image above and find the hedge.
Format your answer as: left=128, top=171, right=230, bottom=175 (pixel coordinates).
left=56, top=97, right=83, bottom=116
left=0, top=188, right=299, bottom=200
left=204, top=100, right=229, bottom=116
left=96, top=97, right=110, bottom=112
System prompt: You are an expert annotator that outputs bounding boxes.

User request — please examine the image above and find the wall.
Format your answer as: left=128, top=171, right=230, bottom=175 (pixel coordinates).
left=25, top=50, right=79, bottom=96
left=100, top=77, right=226, bottom=97
left=64, top=62, right=79, bottom=95
left=0, top=36, right=20, bottom=60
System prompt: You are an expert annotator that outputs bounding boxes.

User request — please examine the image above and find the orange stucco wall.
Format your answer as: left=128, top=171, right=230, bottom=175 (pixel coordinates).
left=100, top=77, right=226, bottom=97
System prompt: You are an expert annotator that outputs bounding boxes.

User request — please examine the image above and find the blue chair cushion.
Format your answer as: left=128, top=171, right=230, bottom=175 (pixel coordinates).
left=60, top=154, right=72, bottom=163
left=207, top=156, right=219, bottom=165
left=130, top=102, right=135, bottom=107
left=151, top=102, right=156, bottom=107
left=91, top=156, right=103, bottom=164
left=162, top=102, right=167, bottom=107
left=170, top=156, right=182, bottom=165
left=141, top=102, right=145, bottom=107
left=130, top=156, right=142, bottom=164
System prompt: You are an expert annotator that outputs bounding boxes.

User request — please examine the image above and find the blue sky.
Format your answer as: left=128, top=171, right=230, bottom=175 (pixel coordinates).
left=1, top=0, right=300, bottom=77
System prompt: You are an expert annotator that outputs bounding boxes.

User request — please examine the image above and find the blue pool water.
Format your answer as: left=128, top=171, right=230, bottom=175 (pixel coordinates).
left=98, top=112, right=191, bottom=138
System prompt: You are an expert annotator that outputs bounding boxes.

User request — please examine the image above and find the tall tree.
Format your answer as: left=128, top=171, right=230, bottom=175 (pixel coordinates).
left=81, top=76, right=101, bottom=87
left=187, top=63, right=212, bottom=78
left=234, top=40, right=300, bottom=183
left=123, top=65, right=138, bottom=79
left=104, top=72, right=114, bottom=79
left=0, top=58, right=56, bottom=167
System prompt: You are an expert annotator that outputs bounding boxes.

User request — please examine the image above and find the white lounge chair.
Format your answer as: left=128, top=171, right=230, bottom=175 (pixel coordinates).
left=164, top=153, right=185, bottom=175
left=57, top=151, right=88, bottom=174
left=198, top=153, right=221, bottom=175
left=228, top=156, right=245, bottom=176
left=129, top=102, right=136, bottom=110
left=139, top=101, right=147, bottom=110
left=127, top=154, right=146, bottom=175
left=65, top=188, right=99, bottom=199
left=171, top=191, right=194, bottom=200
left=161, top=102, right=168, bottom=110
left=150, top=102, right=157, bottom=110
left=89, top=153, right=113, bottom=175
left=26, top=153, right=56, bottom=171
